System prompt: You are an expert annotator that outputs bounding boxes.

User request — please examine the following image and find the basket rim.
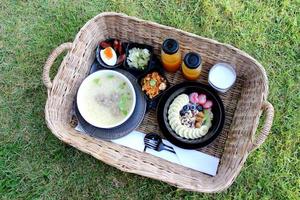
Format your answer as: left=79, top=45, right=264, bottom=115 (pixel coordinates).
left=43, top=12, right=273, bottom=193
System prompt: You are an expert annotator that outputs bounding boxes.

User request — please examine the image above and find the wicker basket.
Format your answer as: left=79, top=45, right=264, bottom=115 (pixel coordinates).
left=42, top=12, right=274, bottom=193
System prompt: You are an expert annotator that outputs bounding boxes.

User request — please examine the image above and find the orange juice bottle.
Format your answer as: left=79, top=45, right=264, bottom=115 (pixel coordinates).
left=161, top=39, right=181, bottom=72
left=182, top=52, right=202, bottom=80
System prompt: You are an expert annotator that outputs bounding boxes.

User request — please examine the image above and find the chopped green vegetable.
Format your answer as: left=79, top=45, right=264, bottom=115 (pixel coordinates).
left=107, top=74, right=114, bottom=79
left=127, top=47, right=150, bottom=70
left=149, top=79, right=157, bottom=86
left=93, top=78, right=101, bottom=85
left=118, top=82, right=127, bottom=89
left=119, top=83, right=125, bottom=89
left=203, top=110, right=213, bottom=126
left=118, top=94, right=129, bottom=116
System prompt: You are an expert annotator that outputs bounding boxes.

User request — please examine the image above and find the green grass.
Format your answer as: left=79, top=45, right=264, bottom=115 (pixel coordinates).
left=0, top=0, right=299, bottom=199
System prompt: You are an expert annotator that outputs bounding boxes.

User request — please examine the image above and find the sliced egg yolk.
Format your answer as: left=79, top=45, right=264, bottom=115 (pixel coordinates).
left=103, top=47, right=113, bottom=59
left=100, top=47, right=117, bottom=66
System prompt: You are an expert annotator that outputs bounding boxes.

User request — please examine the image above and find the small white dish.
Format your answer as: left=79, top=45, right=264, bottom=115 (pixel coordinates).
left=208, top=63, right=236, bottom=93
left=77, top=70, right=136, bottom=128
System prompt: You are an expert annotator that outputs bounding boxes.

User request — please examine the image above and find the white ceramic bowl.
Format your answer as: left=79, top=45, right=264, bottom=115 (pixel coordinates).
left=77, top=70, right=136, bottom=128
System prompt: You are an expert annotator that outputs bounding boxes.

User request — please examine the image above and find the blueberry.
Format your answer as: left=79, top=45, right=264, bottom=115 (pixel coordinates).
left=190, top=104, right=197, bottom=110
left=180, top=110, right=186, bottom=116
left=183, top=105, right=189, bottom=111
left=196, top=105, right=203, bottom=111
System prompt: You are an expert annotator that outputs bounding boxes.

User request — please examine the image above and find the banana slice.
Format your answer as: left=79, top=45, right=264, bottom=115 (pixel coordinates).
left=173, top=95, right=188, bottom=104
left=168, top=114, right=180, bottom=122
left=169, top=104, right=182, bottom=112
left=176, top=125, right=186, bottom=138
left=177, top=94, right=189, bottom=102
left=182, top=127, right=190, bottom=139
left=167, top=107, right=178, bottom=116
left=174, top=124, right=184, bottom=136
left=200, top=125, right=209, bottom=136
left=175, top=99, right=189, bottom=107
left=184, top=128, right=192, bottom=139
left=193, top=128, right=202, bottom=138
left=188, top=129, right=195, bottom=139
left=169, top=117, right=180, bottom=129
left=194, top=129, right=201, bottom=139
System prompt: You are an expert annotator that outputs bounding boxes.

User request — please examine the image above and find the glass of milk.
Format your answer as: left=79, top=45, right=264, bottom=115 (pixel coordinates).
left=208, top=63, right=236, bottom=93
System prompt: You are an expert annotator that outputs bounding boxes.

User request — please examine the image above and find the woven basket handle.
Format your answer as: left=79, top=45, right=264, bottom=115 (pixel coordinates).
left=42, top=42, right=73, bottom=90
left=249, top=101, right=274, bottom=151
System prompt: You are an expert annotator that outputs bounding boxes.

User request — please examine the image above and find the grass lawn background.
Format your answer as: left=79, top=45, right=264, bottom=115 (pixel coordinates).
left=0, top=0, right=299, bottom=199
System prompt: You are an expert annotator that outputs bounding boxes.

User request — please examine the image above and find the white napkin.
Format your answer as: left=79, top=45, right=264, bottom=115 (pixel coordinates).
left=171, top=144, right=219, bottom=176
left=75, top=125, right=219, bottom=176
left=112, top=130, right=145, bottom=152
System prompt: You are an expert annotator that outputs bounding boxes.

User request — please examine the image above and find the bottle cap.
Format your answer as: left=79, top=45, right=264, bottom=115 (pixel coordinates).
left=162, top=38, right=179, bottom=54
left=183, top=52, right=201, bottom=69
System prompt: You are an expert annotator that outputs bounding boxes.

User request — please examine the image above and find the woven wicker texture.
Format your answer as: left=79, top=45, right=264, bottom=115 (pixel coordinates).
left=43, top=12, right=274, bottom=193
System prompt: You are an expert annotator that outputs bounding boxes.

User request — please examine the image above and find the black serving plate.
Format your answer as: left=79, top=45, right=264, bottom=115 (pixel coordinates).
left=75, top=69, right=147, bottom=140
left=157, top=82, right=225, bottom=149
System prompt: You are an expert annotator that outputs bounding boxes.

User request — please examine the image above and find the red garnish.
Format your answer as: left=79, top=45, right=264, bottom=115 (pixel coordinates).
left=113, top=40, right=120, bottom=51
left=117, top=54, right=125, bottom=64
left=118, top=42, right=123, bottom=54
left=189, top=92, right=199, bottom=104
left=100, top=41, right=111, bottom=49
left=203, top=100, right=213, bottom=109
left=198, top=94, right=207, bottom=105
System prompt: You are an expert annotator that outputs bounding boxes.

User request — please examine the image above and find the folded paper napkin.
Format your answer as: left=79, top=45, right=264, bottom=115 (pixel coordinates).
left=75, top=124, right=219, bottom=176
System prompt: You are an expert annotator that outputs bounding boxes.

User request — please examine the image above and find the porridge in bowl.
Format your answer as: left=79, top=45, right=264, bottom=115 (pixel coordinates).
left=77, top=70, right=136, bottom=128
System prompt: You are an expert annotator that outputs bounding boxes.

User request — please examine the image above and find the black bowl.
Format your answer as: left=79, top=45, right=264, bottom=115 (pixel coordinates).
left=124, top=42, right=153, bottom=76
left=137, top=58, right=170, bottom=110
left=96, top=38, right=127, bottom=69
left=157, top=82, right=225, bottom=149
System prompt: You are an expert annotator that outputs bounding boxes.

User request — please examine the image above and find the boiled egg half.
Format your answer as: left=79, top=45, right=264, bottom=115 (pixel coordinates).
left=100, top=47, right=117, bottom=66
